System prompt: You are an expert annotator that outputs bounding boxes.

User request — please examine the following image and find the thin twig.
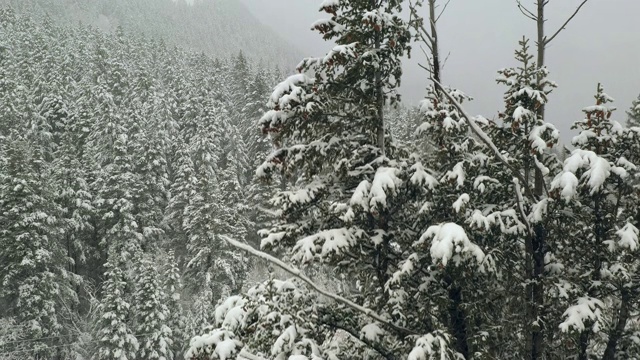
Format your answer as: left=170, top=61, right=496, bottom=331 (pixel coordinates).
left=441, top=51, right=451, bottom=70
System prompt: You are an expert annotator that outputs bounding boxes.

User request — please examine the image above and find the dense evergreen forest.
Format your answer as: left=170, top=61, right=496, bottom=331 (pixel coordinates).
left=3, top=0, right=640, bottom=359
left=0, top=6, right=284, bottom=358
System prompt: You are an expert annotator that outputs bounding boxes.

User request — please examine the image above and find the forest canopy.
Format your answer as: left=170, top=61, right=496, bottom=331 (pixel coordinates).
left=1, top=0, right=640, bottom=360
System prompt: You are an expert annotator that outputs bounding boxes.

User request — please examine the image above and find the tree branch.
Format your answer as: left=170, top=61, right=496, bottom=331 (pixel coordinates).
left=435, top=0, right=451, bottom=23
left=513, top=178, right=533, bottom=236
left=545, top=0, right=589, bottom=45
left=220, top=235, right=418, bottom=337
left=409, top=3, right=435, bottom=45
left=516, top=0, right=537, bottom=21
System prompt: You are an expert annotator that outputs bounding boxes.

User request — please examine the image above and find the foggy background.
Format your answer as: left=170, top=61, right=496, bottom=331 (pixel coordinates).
left=239, top=0, right=640, bottom=143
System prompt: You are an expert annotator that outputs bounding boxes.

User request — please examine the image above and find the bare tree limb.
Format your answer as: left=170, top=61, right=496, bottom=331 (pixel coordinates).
left=516, top=0, right=537, bottom=21
left=417, top=62, right=433, bottom=74
left=418, top=45, right=435, bottom=73
left=545, top=0, right=589, bottom=44
left=220, top=235, right=418, bottom=336
left=441, top=51, right=451, bottom=70
left=435, top=0, right=451, bottom=23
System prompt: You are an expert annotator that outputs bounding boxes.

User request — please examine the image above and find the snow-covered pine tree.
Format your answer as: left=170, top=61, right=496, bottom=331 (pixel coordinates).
left=96, top=254, right=139, bottom=360
left=257, top=0, right=414, bottom=285
left=181, top=96, right=247, bottom=296
left=188, top=0, right=470, bottom=358
left=626, top=93, right=640, bottom=128
left=493, top=37, right=562, bottom=358
left=49, top=92, right=95, bottom=276
left=184, top=273, right=216, bottom=341
left=164, top=250, right=187, bottom=360
left=410, top=84, right=512, bottom=357
left=133, top=252, right=173, bottom=360
left=128, top=67, right=170, bottom=240
left=551, top=84, right=640, bottom=359
left=0, top=134, right=65, bottom=358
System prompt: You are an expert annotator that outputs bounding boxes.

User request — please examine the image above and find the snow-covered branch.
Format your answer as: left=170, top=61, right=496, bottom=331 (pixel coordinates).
left=239, top=350, right=267, bottom=360
left=220, top=235, right=418, bottom=336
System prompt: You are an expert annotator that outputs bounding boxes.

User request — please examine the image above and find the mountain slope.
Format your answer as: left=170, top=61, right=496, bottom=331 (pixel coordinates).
left=0, top=0, right=301, bottom=68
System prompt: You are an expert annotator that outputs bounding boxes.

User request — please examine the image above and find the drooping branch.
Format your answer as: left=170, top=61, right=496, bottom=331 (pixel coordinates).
left=220, top=235, right=418, bottom=337
left=545, top=0, right=589, bottom=45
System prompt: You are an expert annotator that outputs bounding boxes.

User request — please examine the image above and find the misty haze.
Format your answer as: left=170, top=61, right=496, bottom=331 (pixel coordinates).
left=1, top=0, right=640, bottom=359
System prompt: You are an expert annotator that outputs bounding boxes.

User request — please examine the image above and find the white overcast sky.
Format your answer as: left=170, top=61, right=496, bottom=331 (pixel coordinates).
left=238, top=0, right=640, bottom=142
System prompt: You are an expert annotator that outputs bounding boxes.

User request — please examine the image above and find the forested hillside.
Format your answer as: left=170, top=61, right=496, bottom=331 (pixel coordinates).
left=3, top=0, right=640, bottom=360
left=0, top=0, right=300, bottom=68
left=0, top=8, right=281, bottom=359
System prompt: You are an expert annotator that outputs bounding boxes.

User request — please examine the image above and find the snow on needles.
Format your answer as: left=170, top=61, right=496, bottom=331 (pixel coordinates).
left=551, top=149, right=627, bottom=200
left=319, top=0, right=340, bottom=10
left=408, top=332, right=455, bottom=360
left=360, top=323, right=385, bottom=342
left=559, top=297, right=605, bottom=333
left=292, top=228, right=358, bottom=263
left=369, top=167, right=402, bottom=210
left=185, top=328, right=243, bottom=360
left=416, top=223, right=484, bottom=266
left=612, top=223, right=639, bottom=252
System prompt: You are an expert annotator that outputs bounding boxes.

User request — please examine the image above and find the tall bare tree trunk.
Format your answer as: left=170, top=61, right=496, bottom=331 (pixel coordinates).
left=428, top=0, right=440, bottom=85
left=373, top=0, right=385, bottom=155
left=528, top=2, right=547, bottom=359
left=602, top=291, right=631, bottom=360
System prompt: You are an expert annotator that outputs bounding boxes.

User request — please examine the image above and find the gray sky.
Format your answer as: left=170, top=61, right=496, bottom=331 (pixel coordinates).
left=239, top=0, right=640, bottom=143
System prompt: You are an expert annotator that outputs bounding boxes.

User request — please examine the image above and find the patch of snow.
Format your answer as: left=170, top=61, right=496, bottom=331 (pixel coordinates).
left=416, top=223, right=484, bottom=266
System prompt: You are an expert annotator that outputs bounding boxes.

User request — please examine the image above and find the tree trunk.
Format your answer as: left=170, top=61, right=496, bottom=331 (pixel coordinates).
left=448, top=282, right=470, bottom=358
left=602, top=291, right=630, bottom=360
left=428, top=0, right=441, bottom=85
left=528, top=3, right=547, bottom=359
left=373, top=0, right=385, bottom=155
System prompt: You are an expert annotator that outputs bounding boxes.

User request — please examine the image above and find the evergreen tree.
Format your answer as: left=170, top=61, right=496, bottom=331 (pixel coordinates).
left=164, top=250, right=187, bottom=360
left=626, top=93, right=640, bottom=128
left=0, top=134, right=65, bottom=358
left=188, top=1, right=466, bottom=358
left=133, top=253, right=173, bottom=360
left=96, top=255, right=139, bottom=360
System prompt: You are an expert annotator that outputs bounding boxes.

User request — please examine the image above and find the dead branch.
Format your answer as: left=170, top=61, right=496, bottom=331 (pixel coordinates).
left=545, top=0, right=589, bottom=44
